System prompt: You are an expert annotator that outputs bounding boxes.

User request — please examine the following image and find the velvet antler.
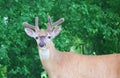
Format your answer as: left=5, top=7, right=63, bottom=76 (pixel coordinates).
left=47, top=16, right=64, bottom=32
left=22, top=17, right=39, bottom=31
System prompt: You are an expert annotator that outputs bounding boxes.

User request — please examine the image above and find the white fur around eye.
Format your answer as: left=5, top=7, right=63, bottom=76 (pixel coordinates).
left=48, top=36, right=51, bottom=39
left=47, top=33, right=52, bottom=39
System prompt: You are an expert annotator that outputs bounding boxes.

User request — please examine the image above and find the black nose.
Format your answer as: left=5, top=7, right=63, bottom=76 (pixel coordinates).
left=39, top=42, right=46, bottom=47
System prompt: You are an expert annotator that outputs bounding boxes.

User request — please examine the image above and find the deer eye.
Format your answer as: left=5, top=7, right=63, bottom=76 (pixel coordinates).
left=35, top=36, right=39, bottom=39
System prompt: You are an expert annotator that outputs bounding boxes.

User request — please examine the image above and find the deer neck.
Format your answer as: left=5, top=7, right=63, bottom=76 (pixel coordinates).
left=38, top=41, right=61, bottom=72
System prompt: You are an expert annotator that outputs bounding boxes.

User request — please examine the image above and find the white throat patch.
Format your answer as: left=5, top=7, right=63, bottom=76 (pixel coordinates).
left=39, top=48, right=50, bottom=59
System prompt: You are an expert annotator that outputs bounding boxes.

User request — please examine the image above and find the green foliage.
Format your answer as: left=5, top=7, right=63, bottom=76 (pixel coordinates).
left=41, top=71, right=47, bottom=78
left=0, top=0, right=120, bottom=78
left=0, top=64, right=7, bottom=78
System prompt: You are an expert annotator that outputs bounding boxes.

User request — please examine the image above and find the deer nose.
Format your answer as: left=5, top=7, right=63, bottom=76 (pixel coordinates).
left=39, top=42, right=46, bottom=47
left=39, top=36, right=46, bottom=47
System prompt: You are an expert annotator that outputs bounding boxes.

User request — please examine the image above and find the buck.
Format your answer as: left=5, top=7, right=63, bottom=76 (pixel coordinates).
left=23, top=16, right=120, bottom=78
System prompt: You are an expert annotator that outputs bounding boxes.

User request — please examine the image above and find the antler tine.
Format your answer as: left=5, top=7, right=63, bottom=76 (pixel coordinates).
left=48, top=16, right=52, bottom=26
left=35, top=17, right=38, bottom=26
left=47, top=16, right=53, bottom=31
left=22, top=22, right=35, bottom=29
left=35, top=17, right=39, bottom=30
left=52, top=18, right=64, bottom=27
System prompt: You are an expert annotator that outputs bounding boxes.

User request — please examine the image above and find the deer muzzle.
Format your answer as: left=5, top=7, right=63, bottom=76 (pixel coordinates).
left=39, top=36, right=46, bottom=47
left=39, top=42, right=46, bottom=47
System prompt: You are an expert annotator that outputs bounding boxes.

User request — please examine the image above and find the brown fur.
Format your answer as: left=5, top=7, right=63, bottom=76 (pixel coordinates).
left=38, top=36, right=120, bottom=78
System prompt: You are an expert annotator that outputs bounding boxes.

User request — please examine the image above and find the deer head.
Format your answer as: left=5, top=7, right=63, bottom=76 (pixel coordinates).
left=23, top=16, right=64, bottom=49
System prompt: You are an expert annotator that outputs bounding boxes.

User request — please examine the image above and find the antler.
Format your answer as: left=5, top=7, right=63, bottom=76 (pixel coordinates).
left=52, top=18, right=64, bottom=27
left=35, top=17, right=39, bottom=30
left=47, top=16, right=64, bottom=32
left=22, top=22, right=35, bottom=29
left=22, top=17, right=39, bottom=31
left=23, top=16, right=64, bottom=32
left=47, top=16, right=53, bottom=31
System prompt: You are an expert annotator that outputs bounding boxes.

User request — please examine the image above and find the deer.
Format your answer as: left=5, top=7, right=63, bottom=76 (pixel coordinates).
left=23, top=16, right=120, bottom=78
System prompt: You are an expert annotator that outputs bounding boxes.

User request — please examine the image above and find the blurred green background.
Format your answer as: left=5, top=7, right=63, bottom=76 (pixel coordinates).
left=0, top=0, right=120, bottom=78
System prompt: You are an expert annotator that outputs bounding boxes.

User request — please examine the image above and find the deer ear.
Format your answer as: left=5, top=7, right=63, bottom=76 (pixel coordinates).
left=51, top=26, right=61, bottom=37
left=24, top=28, right=36, bottom=38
